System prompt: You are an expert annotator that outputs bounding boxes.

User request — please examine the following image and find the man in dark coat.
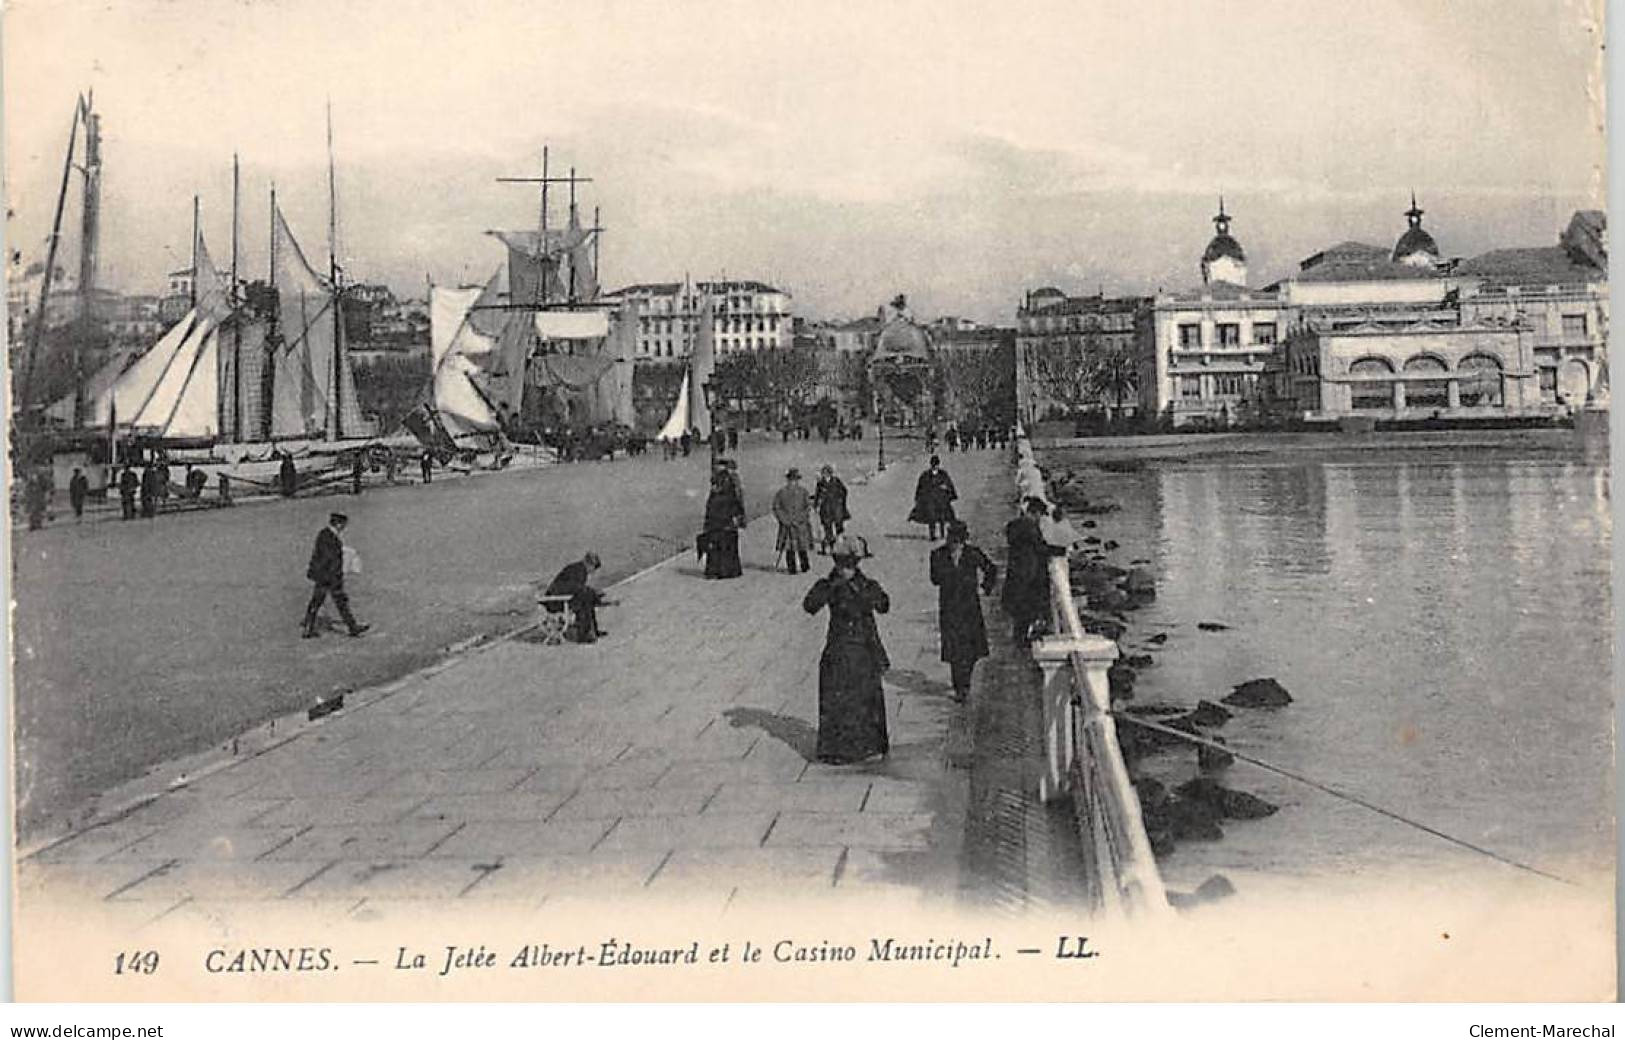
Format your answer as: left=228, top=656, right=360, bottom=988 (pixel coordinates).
left=68, top=467, right=89, bottom=520
left=420, top=450, right=434, bottom=484
left=812, top=464, right=850, bottom=553
left=279, top=451, right=297, bottom=497
left=803, top=536, right=891, bottom=764
left=1002, top=496, right=1065, bottom=646
left=139, top=462, right=159, bottom=518
left=909, top=455, right=957, bottom=540
left=302, top=512, right=369, bottom=639
left=118, top=466, right=139, bottom=520
left=545, top=551, right=612, bottom=643
left=930, top=520, right=999, bottom=700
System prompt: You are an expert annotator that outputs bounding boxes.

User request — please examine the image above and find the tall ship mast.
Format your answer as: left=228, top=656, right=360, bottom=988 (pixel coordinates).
left=418, top=145, right=635, bottom=452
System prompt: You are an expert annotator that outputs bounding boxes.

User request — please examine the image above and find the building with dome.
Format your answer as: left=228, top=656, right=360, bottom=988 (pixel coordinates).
left=1201, top=199, right=1248, bottom=286
left=1135, top=203, right=1284, bottom=426
left=1392, top=193, right=1442, bottom=267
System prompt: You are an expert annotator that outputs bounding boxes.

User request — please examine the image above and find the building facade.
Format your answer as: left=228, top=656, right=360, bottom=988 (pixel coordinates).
left=1017, top=289, right=1147, bottom=422
left=604, top=279, right=792, bottom=362
left=1277, top=208, right=1606, bottom=420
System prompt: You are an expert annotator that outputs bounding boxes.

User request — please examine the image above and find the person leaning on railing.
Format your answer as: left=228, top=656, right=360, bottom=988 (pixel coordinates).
left=1002, top=496, right=1065, bottom=647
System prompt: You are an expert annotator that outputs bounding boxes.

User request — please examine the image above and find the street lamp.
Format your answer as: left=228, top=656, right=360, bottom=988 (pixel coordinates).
left=700, top=379, right=718, bottom=462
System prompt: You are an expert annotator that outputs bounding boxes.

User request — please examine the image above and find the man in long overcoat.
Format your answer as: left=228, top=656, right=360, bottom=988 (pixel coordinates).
left=68, top=467, right=89, bottom=521
left=1002, top=496, right=1064, bottom=646
left=772, top=468, right=815, bottom=574
left=118, top=466, right=139, bottom=520
left=929, top=520, right=999, bottom=700
left=303, top=512, right=369, bottom=639
left=909, top=454, right=957, bottom=540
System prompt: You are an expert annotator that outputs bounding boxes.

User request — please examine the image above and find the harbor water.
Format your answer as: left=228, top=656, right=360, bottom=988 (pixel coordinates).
left=1040, top=438, right=1614, bottom=892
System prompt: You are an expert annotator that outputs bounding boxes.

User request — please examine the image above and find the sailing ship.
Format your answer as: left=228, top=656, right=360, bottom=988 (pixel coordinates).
left=419, top=147, right=635, bottom=461
left=29, top=99, right=378, bottom=495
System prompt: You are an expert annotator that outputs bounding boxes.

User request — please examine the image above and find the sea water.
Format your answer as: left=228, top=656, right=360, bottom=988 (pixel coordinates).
left=1041, top=443, right=1614, bottom=890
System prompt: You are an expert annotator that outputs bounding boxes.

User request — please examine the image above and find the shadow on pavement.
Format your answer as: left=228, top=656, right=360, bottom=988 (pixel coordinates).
left=722, top=707, right=817, bottom=761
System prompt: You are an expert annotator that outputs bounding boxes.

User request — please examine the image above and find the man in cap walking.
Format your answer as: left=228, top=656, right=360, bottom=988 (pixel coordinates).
left=303, top=512, right=369, bottom=639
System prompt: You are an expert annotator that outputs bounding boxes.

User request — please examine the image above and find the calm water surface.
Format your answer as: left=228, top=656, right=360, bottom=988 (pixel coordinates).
left=1042, top=446, right=1614, bottom=888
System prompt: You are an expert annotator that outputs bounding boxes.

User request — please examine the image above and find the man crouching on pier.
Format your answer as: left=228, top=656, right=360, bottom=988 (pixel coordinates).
left=547, top=551, right=616, bottom=643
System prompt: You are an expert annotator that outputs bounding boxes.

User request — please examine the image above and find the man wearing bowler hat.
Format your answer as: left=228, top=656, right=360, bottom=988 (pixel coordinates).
left=303, top=512, right=369, bottom=639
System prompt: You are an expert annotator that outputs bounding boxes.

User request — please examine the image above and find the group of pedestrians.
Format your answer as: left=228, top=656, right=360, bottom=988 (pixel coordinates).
left=941, top=423, right=1011, bottom=453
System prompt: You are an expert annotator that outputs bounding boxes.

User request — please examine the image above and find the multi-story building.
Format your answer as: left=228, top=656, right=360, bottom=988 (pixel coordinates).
left=604, top=279, right=792, bottom=362
left=1017, top=289, right=1147, bottom=422
left=1135, top=204, right=1282, bottom=427
left=1276, top=207, right=1606, bottom=420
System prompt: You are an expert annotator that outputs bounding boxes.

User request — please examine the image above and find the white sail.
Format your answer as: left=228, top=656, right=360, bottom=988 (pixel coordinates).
left=657, top=373, right=690, bottom=441
left=87, top=310, right=197, bottom=427
left=153, top=323, right=219, bottom=438
left=130, top=315, right=212, bottom=431
left=429, top=283, right=501, bottom=435
left=533, top=309, right=609, bottom=339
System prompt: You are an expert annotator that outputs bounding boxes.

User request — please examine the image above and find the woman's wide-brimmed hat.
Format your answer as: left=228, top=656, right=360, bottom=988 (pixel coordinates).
left=829, top=533, right=871, bottom=561
left=786, top=467, right=801, bottom=480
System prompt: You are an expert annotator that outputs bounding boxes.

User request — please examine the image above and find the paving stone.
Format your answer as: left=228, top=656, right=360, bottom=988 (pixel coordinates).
left=651, top=847, right=843, bottom=890
left=705, top=780, right=868, bottom=814
left=461, top=851, right=668, bottom=903
left=427, top=818, right=616, bottom=860
left=765, top=811, right=935, bottom=851
left=380, top=767, right=536, bottom=797
left=108, top=826, right=308, bottom=863
left=262, top=821, right=464, bottom=861
left=249, top=795, right=428, bottom=828
left=550, top=785, right=713, bottom=820
left=406, top=790, right=574, bottom=824
left=659, top=757, right=806, bottom=788
left=593, top=812, right=777, bottom=853
left=28, top=822, right=160, bottom=864
left=290, top=858, right=499, bottom=900
left=110, top=859, right=335, bottom=902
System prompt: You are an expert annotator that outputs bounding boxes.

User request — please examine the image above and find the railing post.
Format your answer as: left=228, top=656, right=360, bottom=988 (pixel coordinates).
left=1029, top=640, right=1076, bottom=801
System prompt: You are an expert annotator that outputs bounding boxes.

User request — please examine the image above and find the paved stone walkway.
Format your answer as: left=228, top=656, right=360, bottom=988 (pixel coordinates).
left=20, top=447, right=1025, bottom=929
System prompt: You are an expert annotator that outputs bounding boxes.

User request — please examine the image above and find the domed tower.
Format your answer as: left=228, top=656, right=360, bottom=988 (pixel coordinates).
left=1201, top=198, right=1247, bottom=286
left=1393, top=192, right=1440, bottom=267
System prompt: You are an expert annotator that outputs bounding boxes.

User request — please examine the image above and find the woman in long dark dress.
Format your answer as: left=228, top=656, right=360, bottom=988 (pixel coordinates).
left=803, top=537, right=891, bottom=763
left=929, top=520, right=998, bottom=701
left=701, top=471, right=745, bottom=579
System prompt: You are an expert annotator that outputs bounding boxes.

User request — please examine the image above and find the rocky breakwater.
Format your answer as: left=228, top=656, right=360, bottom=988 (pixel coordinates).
left=1048, top=463, right=1293, bottom=907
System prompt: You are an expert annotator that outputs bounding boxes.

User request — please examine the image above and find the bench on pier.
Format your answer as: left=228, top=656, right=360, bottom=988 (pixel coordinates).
left=534, top=593, right=577, bottom=646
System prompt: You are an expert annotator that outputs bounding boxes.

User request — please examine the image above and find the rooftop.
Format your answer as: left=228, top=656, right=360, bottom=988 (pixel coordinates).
left=1455, top=246, right=1604, bottom=286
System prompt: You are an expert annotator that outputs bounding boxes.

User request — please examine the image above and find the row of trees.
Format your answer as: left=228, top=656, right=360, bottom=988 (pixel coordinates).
left=1023, top=341, right=1138, bottom=419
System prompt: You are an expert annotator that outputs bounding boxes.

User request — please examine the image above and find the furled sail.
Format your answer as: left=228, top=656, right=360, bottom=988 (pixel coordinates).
left=689, top=295, right=716, bottom=437
left=429, top=283, right=501, bottom=436
left=565, top=208, right=599, bottom=302
left=592, top=306, right=635, bottom=426
left=489, top=229, right=575, bottom=306
left=270, top=205, right=365, bottom=439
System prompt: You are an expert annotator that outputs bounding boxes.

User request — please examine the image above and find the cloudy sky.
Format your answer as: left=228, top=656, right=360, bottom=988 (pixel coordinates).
left=5, top=0, right=1607, bottom=322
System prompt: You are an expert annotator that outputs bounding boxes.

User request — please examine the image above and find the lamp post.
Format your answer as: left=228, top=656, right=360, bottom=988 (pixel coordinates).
left=701, top=379, right=718, bottom=462
left=875, top=381, right=887, bottom=473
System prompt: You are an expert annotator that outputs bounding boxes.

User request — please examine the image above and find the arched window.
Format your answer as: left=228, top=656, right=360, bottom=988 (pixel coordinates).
left=1458, top=354, right=1504, bottom=407
left=1403, top=355, right=1449, bottom=410
left=1348, top=357, right=1394, bottom=411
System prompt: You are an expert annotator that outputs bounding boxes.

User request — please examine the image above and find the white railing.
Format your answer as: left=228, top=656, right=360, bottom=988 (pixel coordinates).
left=1012, top=426, right=1170, bottom=918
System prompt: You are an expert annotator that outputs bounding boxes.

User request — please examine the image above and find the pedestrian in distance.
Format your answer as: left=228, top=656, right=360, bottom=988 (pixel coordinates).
left=118, top=465, right=139, bottom=520
left=909, top=454, right=957, bottom=540
left=812, top=464, right=850, bottom=554
left=545, top=551, right=615, bottom=643
left=773, top=467, right=815, bottom=574
left=68, top=467, right=88, bottom=521
left=930, top=520, right=998, bottom=701
left=680, top=430, right=693, bottom=457
left=218, top=472, right=233, bottom=507
left=302, top=512, right=369, bottom=639
left=420, top=450, right=434, bottom=484
left=351, top=452, right=365, bottom=495
left=803, top=535, right=890, bottom=764
left=139, top=461, right=159, bottom=518
left=279, top=451, right=297, bottom=497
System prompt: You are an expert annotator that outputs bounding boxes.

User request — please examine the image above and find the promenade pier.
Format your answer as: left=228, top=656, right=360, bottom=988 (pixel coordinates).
left=20, top=440, right=1103, bottom=928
